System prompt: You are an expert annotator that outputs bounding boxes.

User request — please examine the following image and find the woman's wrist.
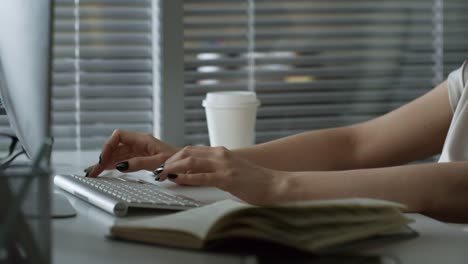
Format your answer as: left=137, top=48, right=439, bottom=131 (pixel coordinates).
left=266, top=169, right=296, bottom=204
left=267, top=170, right=323, bottom=204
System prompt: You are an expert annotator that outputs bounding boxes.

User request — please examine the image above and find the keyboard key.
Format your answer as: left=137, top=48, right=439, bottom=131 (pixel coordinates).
left=65, top=174, right=203, bottom=210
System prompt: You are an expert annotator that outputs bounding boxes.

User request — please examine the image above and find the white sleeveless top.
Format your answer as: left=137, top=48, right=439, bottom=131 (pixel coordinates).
left=439, top=60, right=468, bottom=162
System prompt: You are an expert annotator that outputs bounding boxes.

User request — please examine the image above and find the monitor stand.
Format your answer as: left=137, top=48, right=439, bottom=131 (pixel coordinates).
left=21, top=192, right=76, bottom=218
left=52, top=192, right=76, bottom=218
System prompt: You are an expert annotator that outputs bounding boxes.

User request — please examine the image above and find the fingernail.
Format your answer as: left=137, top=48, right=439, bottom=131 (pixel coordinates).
left=116, top=161, right=129, bottom=171
left=154, top=176, right=160, bottom=181
left=153, top=164, right=165, bottom=176
left=99, top=154, right=102, bottom=164
left=168, top=174, right=178, bottom=179
left=84, top=166, right=93, bottom=173
left=85, top=172, right=89, bottom=177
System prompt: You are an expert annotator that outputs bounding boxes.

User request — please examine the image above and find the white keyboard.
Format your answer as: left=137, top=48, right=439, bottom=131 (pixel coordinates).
left=54, top=174, right=203, bottom=216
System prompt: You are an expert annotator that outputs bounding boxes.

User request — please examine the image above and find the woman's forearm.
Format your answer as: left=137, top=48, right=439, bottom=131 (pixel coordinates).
left=235, top=82, right=451, bottom=173
left=273, top=161, right=468, bottom=222
left=234, top=126, right=361, bottom=171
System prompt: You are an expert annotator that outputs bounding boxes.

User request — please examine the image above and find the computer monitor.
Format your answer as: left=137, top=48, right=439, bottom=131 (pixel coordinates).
left=0, top=0, right=75, bottom=219
left=0, top=0, right=52, bottom=159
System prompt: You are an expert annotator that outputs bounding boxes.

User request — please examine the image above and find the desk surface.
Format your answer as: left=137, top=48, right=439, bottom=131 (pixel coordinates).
left=52, top=152, right=468, bottom=264
left=53, top=189, right=244, bottom=264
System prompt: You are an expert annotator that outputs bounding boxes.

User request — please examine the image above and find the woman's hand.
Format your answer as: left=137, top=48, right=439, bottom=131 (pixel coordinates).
left=157, top=146, right=288, bottom=205
left=87, top=129, right=178, bottom=177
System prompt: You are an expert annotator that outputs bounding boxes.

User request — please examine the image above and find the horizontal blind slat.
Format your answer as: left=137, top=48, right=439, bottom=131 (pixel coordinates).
left=51, top=1, right=153, bottom=150
left=182, top=0, right=449, bottom=146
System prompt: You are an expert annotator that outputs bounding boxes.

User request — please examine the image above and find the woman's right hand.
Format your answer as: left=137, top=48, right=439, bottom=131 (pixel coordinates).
left=86, top=129, right=178, bottom=177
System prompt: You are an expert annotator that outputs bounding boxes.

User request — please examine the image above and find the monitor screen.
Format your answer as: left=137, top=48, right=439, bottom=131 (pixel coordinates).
left=0, top=1, right=52, bottom=159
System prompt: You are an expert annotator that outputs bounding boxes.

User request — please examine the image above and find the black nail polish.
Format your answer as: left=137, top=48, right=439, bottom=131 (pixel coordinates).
left=154, top=167, right=164, bottom=175
left=116, top=161, right=129, bottom=171
left=99, top=154, right=102, bottom=164
left=84, top=165, right=94, bottom=173
left=85, top=172, right=89, bottom=177
left=168, top=174, right=178, bottom=179
left=154, top=176, right=160, bottom=181
left=153, top=164, right=165, bottom=176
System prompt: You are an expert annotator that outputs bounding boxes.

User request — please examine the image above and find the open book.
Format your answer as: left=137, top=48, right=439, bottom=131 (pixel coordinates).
left=110, top=198, right=413, bottom=253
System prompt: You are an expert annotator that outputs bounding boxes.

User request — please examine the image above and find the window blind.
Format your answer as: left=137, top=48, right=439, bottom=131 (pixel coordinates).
left=183, top=0, right=468, bottom=146
left=443, top=0, right=468, bottom=76
left=52, top=0, right=154, bottom=150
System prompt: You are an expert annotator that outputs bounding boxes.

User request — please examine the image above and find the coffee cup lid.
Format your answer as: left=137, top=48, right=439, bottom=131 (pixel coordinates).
left=203, top=91, right=260, bottom=108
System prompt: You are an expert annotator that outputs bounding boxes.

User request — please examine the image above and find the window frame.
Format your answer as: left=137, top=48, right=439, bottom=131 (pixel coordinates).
left=154, top=0, right=185, bottom=147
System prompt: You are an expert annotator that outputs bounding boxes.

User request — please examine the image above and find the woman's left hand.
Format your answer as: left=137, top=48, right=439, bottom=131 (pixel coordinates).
left=157, top=146, right=287, bottom=205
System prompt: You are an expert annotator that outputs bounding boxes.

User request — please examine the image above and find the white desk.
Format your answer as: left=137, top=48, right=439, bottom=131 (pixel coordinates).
left=365, top=214, right=468, bottom=263
left=52, top=152, right=468, bottom=264
left=53, top=189, right=243, bottom=264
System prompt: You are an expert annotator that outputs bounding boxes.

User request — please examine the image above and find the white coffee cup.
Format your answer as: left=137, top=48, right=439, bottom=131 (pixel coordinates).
left=202, top=91, right=260, bottom=149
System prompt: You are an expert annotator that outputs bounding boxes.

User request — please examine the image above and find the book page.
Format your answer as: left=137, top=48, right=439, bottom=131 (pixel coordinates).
left=227, top=207, right=404, bottom=227
left=111, top=197, right=410, bottom=252
left=210, top=218, right=409, bottom=252
left=270, top=198, right=406, bottom=210
left=112, top=199, right=250, bottom=240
